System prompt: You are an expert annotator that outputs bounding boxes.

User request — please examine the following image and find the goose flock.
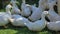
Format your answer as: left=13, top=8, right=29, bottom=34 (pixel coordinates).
left=0, top=0, right=60, bottom=32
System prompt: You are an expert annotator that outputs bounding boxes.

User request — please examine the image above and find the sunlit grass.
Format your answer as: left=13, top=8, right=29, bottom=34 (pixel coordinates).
left=0, top=29, right=18, bottom=34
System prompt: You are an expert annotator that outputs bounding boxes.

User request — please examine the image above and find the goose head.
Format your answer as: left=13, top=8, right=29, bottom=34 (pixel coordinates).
left=6, top=4, right=12, bottom=11
left=42, top=11, right=49, bottom=16
left=25, top=4, right=31, bottom=9
left=10, top=0, right=21, bottom=14
left=5, top=4, right=12, bottom=15
left=10, top=0, right=19, bottom=6
left=41, top=11, right=50, bottom=21
left=25, top=4, right=31, bottom=7
left=5, top=4, right=13, bottom=19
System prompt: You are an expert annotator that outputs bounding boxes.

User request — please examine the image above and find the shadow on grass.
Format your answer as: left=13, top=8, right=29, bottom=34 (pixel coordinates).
left=0, top=23, right=39, bottom=34
left=0, top=23, right=57, bottom=34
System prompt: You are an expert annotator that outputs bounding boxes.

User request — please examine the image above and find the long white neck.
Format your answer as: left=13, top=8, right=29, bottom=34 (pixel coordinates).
left=6, top=9, right=11, bottom=16
left=39, top=0, right=42, bottom=7
left=48, top=4, right=59, bottom=17
left=49, top=5, right=54, bottom=11
left=5, top=5, right=12, bottom=16
left=41, top=13, right=45, bottom=21
left=12, top=3, right=17, bottom=7
left=38, top=0, right=44, bottom=10
left=22, top=0, right=25, bottom=3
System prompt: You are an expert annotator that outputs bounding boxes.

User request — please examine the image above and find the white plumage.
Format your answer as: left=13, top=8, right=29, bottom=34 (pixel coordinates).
left=28, top=0, right=45, bottom=21
left=21, top=0, right=31, bottom=17
left=9, top=14, right=30, bottom=26
left=24, top=11, right=48, bottom=31
left=0, top=4, right=12, bottom=27
left=47, top=21, right=60, bottom=31
left=11, top=0, right=21, bottom=14
left=47, top=1, right=60, bottom=22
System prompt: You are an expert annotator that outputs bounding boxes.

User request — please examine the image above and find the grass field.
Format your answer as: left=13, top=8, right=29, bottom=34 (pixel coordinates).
left=0, top=9, right=59, bottom=34
left=0, top=23, right=56, bottom=34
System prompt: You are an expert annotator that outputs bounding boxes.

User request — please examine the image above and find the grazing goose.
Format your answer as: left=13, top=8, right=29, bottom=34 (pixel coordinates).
left=24, top=11, right=49, bottom=31
left=11, top=0, right=21, bottom=15
left=28, top=0, right=44, bottom=21
left=47, top=1, right=60, bottom=22
left=21, top=0, right=31, bottom=17
left=0, top=4, right=12, bottom=28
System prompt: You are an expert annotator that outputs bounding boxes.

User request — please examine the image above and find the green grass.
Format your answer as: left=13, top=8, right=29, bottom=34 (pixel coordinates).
left=0, top=25, right=53, bottom=34
left=0, top=23, right=57, bottom=34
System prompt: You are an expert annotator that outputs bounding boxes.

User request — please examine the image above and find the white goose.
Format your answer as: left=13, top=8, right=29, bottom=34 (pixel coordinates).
left=8, top=0, right=30, bottom=26
left=0, top=4, right=12, bottom=28
left=28, top=0, right=44, bottom=21
left=9, top=14, right=30, bottom=26
left=24, top=11, right=49, bottom=31
left=11, top=0, right=21, bottom=15
left=21, top=0, right=31, bottom=17
left=47, top=21, right=60, bottom=31
left=46, top=11, right=60, bottom=31
left=47, top=1, right=60, bottom=22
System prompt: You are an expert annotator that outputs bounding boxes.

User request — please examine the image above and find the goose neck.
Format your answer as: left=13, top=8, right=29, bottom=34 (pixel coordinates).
left=12, top=3, right=15, bottom=5
left=6, top=7, right=11, bottom=16
left=41, top=13, right=45, bottom=21
left=38, top=1, right=44, bottom=10
left=49, top=6, right=54, bottom=11
left=22, top=0, right=25, bottom=3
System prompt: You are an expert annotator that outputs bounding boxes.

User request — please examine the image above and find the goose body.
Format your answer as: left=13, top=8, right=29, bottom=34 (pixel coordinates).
left=28, top=6, right=42, bottom=21
left=28, top=0, right=44, bottom=21
left=21, top=0, right=31, bottom=17
left=47, top=1, right=60, bottom=22
left=24, top=11, right=48, bottom=31
left=48, top=9, right=60, bottom=21
left=0, top=4, right=12, bottom=26
left=9, top=14, right=30, bottom=26
left=47, top=21, right=60, bottom=31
